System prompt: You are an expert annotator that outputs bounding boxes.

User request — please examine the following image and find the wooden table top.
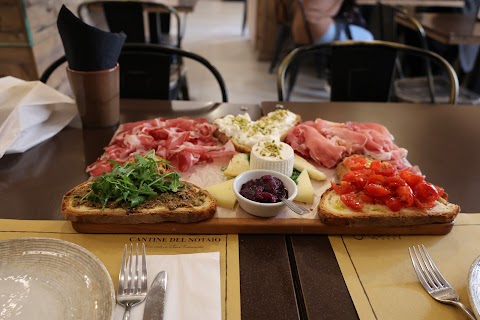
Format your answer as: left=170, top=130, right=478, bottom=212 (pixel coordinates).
left=262, top=100, right=480, bottom=319
left=357, top=0, right=463, bottom=7
left=396, top=12, right=480, bottom=44
left=6, top=99, right=480, bottom=319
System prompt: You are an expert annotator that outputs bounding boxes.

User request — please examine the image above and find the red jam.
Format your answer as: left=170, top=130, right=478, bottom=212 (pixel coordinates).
left=240, top=175, right=288, bottom=203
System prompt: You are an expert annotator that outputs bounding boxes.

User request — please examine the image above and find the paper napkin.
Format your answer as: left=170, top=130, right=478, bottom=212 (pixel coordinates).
left=113, top=252, right=221, bottom=320
left=0, top=76, right=77, bottom=158
left=57, top=5, right=126, bottom=71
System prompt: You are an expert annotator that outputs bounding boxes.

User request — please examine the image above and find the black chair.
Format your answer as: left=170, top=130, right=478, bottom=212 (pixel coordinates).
left=277, top=40, right=459, bottom=104
left=78, top=1, right=190, bottom=98
left=40, top=44, right=228, bottom=102
left=392, top=8, right=480, bottom=105
left=77, top=1, right=182, bottom=48
left=241, top=0, right=247, bottom=35
left=268, top=0, right=298, bottom=74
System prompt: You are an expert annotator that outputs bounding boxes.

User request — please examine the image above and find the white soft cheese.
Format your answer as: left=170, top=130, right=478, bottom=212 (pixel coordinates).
left=213, top=109, right=297, bottom=148
left=250, top=140, right=294, bottom=177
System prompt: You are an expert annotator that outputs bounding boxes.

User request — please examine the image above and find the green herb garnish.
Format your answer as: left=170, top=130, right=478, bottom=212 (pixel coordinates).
left=290, top=168, right=301, bottom=184
left=85, top=151, right=183, bottom=208
left=220, top=166, right=227, bottom=171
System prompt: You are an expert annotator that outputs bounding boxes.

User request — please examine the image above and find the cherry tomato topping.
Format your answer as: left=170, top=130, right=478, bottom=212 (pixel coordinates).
left=385, top=176, right=407, bottom=189
left=331, top=181, right=356, bottom=195
left=413, top=182, right=439, bottom=204
left=364, top=183, right=391, bottom=197
left=414, top=198, right=436, bottom=209
left=399, top=169, right=424, bottom=187
left=369, top=160, right=396, bottom=176
left=343, top=156, right=367, bottom=171
left=340, top=192, right=364, bottom=211
left=336, top=158, right=448, bottom=212
left=385, top=196, right=403, bottom=212
left=397, top=185, right=414, bottom=207
left=367, top=174, right=386, bottom=186
left=342, top=170, right=368, bottom=189
left=359, top=192, right=374, bottom=204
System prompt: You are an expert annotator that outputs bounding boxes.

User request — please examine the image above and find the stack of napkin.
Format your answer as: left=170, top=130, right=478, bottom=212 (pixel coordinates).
left=0, top=76, right=77, bottom=158
left=57, top=5, right=126, bottom=71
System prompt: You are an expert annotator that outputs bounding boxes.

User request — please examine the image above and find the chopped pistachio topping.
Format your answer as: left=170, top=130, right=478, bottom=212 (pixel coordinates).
left=232, top=116, right=250, bottom=130
left=259, top=140, right=284, bottom=159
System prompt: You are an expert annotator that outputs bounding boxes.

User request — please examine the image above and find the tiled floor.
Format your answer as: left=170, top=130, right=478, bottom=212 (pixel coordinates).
left=182, top=0, right=276, bottom=104
left=181, top=0, right=329, bottom=104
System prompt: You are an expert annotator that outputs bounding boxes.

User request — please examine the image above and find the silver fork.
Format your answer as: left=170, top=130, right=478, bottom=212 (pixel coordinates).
left=409, top=244, right=477, bottom=320
left=117, top=243, right=148, bottom=320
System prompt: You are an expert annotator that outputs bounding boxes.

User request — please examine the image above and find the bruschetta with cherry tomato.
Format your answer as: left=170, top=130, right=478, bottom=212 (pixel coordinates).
left=318, top=155, right=460, bottom=227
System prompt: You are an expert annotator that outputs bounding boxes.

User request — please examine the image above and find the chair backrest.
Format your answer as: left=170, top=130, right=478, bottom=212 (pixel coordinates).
left=40, top=44, right=228, bottom=102
left=277, top=40, right=459, bottom=104
left=77, top=1, right=182, bottom=47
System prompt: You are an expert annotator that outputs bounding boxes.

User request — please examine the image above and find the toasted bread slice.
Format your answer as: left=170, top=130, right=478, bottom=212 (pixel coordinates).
left=320, top=155, right=460, bottom=227
left=318, top=188, right=459, bottom=227
left=61, top=180, right=216, bottom=224
left=213, top=110, right=301, bottom=153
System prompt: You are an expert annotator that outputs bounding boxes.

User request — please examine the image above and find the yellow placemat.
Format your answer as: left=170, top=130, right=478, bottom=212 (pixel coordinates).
left=0, top=219, right=240, bottom=320
left=329, top=213, right=480, bottom=320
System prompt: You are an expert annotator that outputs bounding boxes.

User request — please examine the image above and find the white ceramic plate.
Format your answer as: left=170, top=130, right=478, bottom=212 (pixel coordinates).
left=0, top=237, right=115, bottom=320
left=468, top=255, right=480, bottom=319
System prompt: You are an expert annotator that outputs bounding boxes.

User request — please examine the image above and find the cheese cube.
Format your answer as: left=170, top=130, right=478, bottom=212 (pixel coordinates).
left=294, top=169, right=315, bottom=203
left=205, top=179, right=237, bottom=209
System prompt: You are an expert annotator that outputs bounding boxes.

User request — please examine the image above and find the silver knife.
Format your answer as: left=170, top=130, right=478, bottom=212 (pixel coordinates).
left=143, top=271, right=167, bottom=320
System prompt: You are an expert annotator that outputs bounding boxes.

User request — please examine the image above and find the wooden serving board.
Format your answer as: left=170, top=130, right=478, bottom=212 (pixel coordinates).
left=71, top=218, right=455, bottom=235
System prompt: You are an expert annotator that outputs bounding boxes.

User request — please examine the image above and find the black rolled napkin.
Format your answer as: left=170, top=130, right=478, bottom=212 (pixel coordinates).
left=57, top=5, right=127, bottom=71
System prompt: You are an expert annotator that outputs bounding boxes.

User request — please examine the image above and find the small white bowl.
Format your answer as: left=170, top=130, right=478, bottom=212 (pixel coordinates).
left=233, top=169, right=298, bottom=217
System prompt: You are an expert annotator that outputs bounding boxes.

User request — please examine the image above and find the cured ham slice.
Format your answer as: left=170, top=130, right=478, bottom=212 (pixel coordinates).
left=285, top=118, right=410, bottom=169
left=298, top=125, right=345, bottom=168
left=86, top=117, right=236, bottom=176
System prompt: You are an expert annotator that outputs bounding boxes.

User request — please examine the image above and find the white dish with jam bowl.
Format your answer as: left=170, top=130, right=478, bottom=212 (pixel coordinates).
left=233, top=169, right=298, bottom=217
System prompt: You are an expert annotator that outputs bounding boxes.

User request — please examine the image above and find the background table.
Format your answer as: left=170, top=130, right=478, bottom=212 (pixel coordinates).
left=357, top=0, right=463, bottom=7
left=151, top=0, right=199, bottom=13
left=396, top=12, right=480, bottom=45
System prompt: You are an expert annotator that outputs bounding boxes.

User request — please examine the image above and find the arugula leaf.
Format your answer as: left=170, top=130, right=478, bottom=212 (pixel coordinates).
left=290, top=169, right=301, bottom=184
left=85, top=151, right=184, bottom=208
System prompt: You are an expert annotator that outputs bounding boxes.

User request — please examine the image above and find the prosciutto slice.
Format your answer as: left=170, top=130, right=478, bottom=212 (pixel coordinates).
left=285, top=118, right=410, bottom=169
left=86, top=117, right=236, bottom=176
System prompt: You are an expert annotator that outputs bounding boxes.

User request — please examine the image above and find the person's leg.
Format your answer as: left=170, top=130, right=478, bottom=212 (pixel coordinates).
left=313, top=23, right=374, bottom=43
left=339, top=25, right=374, bottom=41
